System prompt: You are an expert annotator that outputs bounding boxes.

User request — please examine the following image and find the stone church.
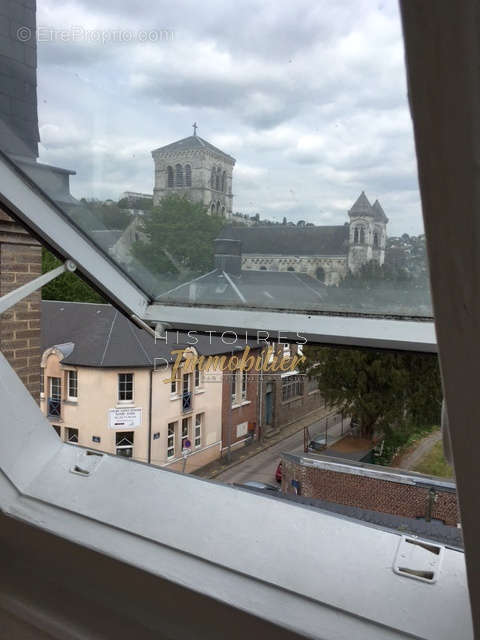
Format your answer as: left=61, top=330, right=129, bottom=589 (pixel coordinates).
left=151, top=125, right=236, bottom=218
left=111, top=130, right=388, bottom=284
left=220, top=191, right=388, bottom=285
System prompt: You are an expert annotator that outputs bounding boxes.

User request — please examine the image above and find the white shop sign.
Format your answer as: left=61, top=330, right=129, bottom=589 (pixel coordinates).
left=109, top=407, right=142, bottom=429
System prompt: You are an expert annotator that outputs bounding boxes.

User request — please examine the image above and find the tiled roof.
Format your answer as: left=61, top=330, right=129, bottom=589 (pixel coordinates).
left=348, top=191, right=373, bottom=217
left=41, top=301, right=258, bottom=367
left=372, top=199, right=389, bottom=222
left=219, top=225, right=349, bottom=256
left=152, top=135, right=236, bottom=163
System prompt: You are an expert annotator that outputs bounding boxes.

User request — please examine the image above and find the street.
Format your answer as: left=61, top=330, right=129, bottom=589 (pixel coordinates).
left=215, top=413, right=349, bottom=485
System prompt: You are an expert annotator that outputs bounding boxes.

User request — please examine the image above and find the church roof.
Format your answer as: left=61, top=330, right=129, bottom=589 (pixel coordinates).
left=218, top=225, right=349, bottom=256
left=151, top=135, right=236, bottom=163
left=348, top=191, right=374, bottom=218
left=372, top=199, right=389, bottom=223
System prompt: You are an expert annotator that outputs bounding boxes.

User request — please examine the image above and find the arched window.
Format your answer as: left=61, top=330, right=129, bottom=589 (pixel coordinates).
left=175, top=164, right=183, bottom=187
left=315, top=266, right=325, bottom=282
left=221, top=206, right=225, bottom=217
left=216, top=201, right=220, bottom=215
left=210, top=167, right=216, bottom=188
left=167, top=166, right=174, bottom=187
left=287, top=266, right=295, bottom=272
left=260, top=266, right=267, bottom=271
left=354, top=227, right=359, bottom=244
left=373, top=231, right=379, bottom=248
left=360, top=227, right=365, bottom=244
left=221, top=170, right=226, bottom=192
left=185, top=164, right=192, bottom=187
left=211, top=203, right=215, bottom=214
left=215, top=168, right=221, bottom=191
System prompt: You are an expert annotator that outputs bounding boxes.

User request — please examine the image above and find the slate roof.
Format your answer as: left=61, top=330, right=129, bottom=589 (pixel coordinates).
left=41, top=301, right=258, bottom=367
left=372, top=199, right=389, bottom=223
left=151, top=135, right=236, bottom=163
left=218, top=225, right=349, bottom=256
left=157, top=268, right=326, bottom=309
left=349, top=191, right=373, bottom=217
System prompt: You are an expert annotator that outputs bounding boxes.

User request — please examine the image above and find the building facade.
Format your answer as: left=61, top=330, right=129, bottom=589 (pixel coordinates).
left=151, top=131, right=236, bottom=218
left=222, top=191, right=389, bottom=285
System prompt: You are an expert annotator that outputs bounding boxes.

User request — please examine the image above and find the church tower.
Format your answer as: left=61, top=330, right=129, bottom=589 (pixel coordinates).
left=151, top=125, right=236, bottom=218
left=347, top=192, right=388, bottom=273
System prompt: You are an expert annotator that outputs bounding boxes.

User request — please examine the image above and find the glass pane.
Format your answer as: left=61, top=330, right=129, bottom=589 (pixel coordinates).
left=0, top=0, right=431, bottom=318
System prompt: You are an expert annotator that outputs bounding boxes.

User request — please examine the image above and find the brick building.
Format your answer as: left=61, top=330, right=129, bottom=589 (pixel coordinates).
left=281, top=452, right=459, bottom=526
left=221, top=347, right=262, bottom=455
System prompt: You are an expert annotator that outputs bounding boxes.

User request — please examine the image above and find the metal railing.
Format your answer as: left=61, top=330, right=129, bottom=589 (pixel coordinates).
left=182, top=391, right=192, bottom=413
left=47, top=397, right=61, bottom=418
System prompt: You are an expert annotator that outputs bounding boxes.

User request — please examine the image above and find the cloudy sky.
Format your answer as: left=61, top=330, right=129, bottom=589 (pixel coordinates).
left=35, top=0, right=423, bottom=236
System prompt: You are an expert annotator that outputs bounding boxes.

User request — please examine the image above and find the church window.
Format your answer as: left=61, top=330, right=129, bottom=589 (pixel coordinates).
left=373, top=231, right=379, bottom=248
left=185, top=164, right=192, bottom=187
left=360, top=227, right=365, bottom=244
left=354, top=227, right=359, bottom=244
left=221, top=206, right=225, bottom=216
left=221, top=170, right=226, bottom=192
left=211, top=203, right=215, bottom=214
left=316, top=266, right=325, bottom=282
left=287, top=266, right=295, bottom=272
left=215, top=168, right=221, bottom=191
left=210, top=167, right=216, bottom=188
left=175, top=164, right=184, bottom=187
left=167, top=166, right=174, bottom=187
left=216, top=201, right=220, bottom=214
left=260, top=266, right=267, bottom=270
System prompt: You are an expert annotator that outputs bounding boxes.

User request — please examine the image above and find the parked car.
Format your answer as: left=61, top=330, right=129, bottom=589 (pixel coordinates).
left=308, top=435, right=327, bottom=452
left=275, top=461, right=282, bottom=483
left=235, top=481, right=280, bottom=494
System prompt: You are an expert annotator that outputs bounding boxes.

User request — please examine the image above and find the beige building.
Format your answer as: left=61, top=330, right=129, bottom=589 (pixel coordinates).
left=40, top=301, right=225, bottom=473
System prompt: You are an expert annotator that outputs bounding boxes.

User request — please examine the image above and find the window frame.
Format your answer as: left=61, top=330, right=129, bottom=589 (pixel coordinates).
left=67, top=369, right=78, bottom=401
left=194, top=413, right=202, bottom=448
left=167, top=421, right=176, bottom=459
left=118, top=372, right=134, bottom=403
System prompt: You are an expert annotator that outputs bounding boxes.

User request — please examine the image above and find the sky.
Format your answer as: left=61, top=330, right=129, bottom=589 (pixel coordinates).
left=35, top=0, right=424, bottom=236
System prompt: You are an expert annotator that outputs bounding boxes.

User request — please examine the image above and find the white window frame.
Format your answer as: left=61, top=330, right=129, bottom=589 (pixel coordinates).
left=118, top=372, right=134, bottom=403
left=167, top=421, right=176, bottom=459
left=67, top=369, right=78, bottom=401
left=194, top=413, right=202, bottom=448
left=241, top=370, right=247, bottom=401
left=115, top=431, right=134, bottom=458
left=181, top=417, right=190, bottom=451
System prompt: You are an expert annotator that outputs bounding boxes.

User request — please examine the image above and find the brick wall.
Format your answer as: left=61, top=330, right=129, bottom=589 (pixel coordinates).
left=282, top=456, right=459, bottom=526
left=0, top=210, right=41, bottom=399
left=221, top=348, right=260, bottom=450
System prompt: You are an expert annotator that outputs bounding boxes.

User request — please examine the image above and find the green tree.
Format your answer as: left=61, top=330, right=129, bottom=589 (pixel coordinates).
left=130, top=194, right=225, bottom=276
left=79, top=198, right=132, bottom=230
left=301, top=345, right=442, bottom=439
left=41, top=248, right=104, bottom=303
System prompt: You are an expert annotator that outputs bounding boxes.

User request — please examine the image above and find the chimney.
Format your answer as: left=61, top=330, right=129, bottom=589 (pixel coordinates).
left=214, top=238, right=242, bottom=275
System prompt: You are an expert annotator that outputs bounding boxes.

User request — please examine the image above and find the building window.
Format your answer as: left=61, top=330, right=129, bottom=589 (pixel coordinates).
left=48, top=377, right=62, bottom=418
left=215, top=167, right=221, bottom=190
left=360, top=226, right=365, bottom=244
left=52, top=424, right=61, bottom=437
left=221, top=170, right=226, bottom=192
left=115, top=431, right=134, bottom=458
left=210, top=166, right=216, bottom=188
left=194, top=413, right=202, bottom=447
left=241, top=370, right=247, bottom=401
left=183, top=373, right=191, bottom=393
left=194, top=364, right=201, bottom=389
left=211, top=203, right=215, bottom=214
left=171, top=376, right=177, bottom=395
left=181, top=417, right=190, bottom=450
left=373, top=231, right=379, bottom=248
left=175, top=163, right=183, bottom=187
left=118, top=373, right=133, bottom=402
left=259, top=266, right=267, bottom=270
left=287, top=266, right=295, bottom=272
left=281, top=375, right=304, bottom=402
left=167, top=165, right=174, bottom=187
left=216, top=201, right=220, bottom=215
left=167, top=422, right=176, bottom=459
left=231, top=371, right=238, bottom=405
left=185, top=164, right=192, bottom=187
left=221, top=206, right=225, bottom=216
left=354, top=227, right=359, bottom=244
left=67, top=370, right=78, bottom=399
left=66, top=427, right=79, bottom=443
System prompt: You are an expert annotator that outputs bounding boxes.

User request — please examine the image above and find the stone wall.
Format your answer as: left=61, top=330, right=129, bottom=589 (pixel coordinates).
left=282, top=454, right=459, bottom=526
left=241, top=255, right=347, bottom=285
left=0, top=210, right=41, bottom=400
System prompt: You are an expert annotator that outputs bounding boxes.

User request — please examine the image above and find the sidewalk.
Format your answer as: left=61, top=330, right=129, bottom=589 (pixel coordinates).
left=192, top=406, right=343, bottom=479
